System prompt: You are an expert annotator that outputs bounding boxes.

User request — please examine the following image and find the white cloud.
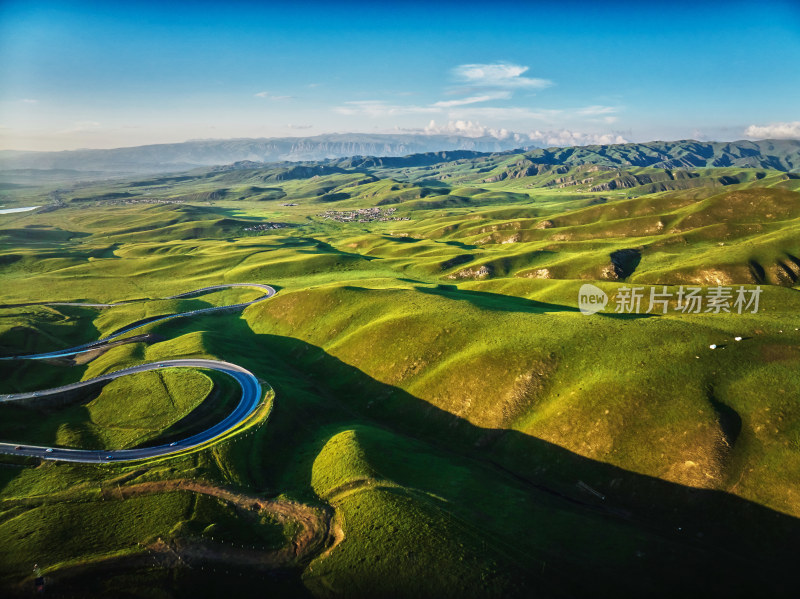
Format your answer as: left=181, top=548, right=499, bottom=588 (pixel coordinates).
left=21, top=98, right=38, bottom=104
left=432, top=91, right=511, bottom=108
left=577, top=105, right=618, bottom=116
left=744, top=121, right=800, bottom=140
left=255, top=91, right=293, bottom=100
left=423, top=119, right=515, bottom=139
left=452, top=63, right=553, bottom=89
left=421, top=121, right=626, bottom=147
left=335, top=63, right=558, bottom=126
left=528, top=129, right=628, bottom=146
left=335, top=101, right=441, bottom=117
left=286, top=123, right=313, bottom=129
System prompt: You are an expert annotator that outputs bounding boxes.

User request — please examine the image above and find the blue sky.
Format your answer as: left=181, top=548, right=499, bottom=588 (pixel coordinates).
left=1, top=0, right=799, bottom=150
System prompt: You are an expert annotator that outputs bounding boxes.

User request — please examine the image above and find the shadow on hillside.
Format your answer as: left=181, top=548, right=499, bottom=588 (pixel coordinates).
left=382, top=235, right=420, bottom=244
left=281, top=236, right=380, bottom=261
left=0, top=304, right=101, bottom=378
left=177, top=310, right=800, bottom=596
left=6, top=308, right=799, bottom=597
left=411, top=282, right=653, bottom=320
left=610, top=248, right=641, bottom=280
left=412, top=178, right=451, bottom=188
left=252, top=330, right=800, bottom=595
left=435, top=239, right=479, bottom=250
left=598, top=310, right=654, bottom=320
left=415, top=284, right=579, bottom=314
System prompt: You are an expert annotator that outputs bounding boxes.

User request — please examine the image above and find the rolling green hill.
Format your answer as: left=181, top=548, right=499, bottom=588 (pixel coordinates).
left=1, top=141, right=799, bottom=597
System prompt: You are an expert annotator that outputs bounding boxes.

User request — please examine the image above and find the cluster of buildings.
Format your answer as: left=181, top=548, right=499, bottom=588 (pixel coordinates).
left=105, top=198, right=185, bottom=206
left=318, top=207, right=410, bottom=223
left=242, top=222, right=292, bottom=232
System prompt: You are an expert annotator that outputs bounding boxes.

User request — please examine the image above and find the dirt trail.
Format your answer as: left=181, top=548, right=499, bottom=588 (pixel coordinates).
left=3, top=479, right=337, bottom=596
left=112, top=479, right=334, bottom=567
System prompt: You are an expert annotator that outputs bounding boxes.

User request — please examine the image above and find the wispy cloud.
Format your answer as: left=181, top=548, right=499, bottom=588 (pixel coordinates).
left=744, top=121, right=800, bottom=139
left=21, top=98, right=38, bottom=104
left=335, top=101, right=440, bottom=117
left=432, top=91, right=511, bottom=108
left=255, top=91, right=293, bottom=100
left=576, top=105, right=621, bottom=125
left=286, top=123, right=313, bottom=129
left=577, top=105, right=618, bottom=116
left=336, top=63, right=623, bottom=137
left=452, top=63, right=553, bottom=90
left=335, top=62, right=559, bottom=125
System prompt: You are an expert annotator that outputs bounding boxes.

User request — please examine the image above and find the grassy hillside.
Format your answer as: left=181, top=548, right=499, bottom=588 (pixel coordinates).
left=1, top=147, right=799, bottom=597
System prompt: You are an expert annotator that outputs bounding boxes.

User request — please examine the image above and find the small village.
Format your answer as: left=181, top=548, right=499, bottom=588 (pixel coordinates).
left=318, top=207, right=410, bottom=223
left=242, top=222, right=294, bottom=232
left=105, top=198, right=186, bottom=206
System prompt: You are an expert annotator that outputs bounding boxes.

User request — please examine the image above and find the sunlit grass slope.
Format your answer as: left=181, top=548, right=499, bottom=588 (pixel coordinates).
left=0, top=152, right=799, bottom=597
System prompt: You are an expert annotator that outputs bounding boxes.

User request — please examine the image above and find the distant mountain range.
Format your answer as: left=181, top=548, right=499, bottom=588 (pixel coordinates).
left=0, top=134, right=533, bottom=176
left=324, top=140, right=800, bottom=172
left=1, top=137, right=798, bottom=182
left=518, top=139, right=800, bottom=171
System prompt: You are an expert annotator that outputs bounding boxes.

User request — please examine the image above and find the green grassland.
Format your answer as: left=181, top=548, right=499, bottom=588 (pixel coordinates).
left=1, top=151, right=799, bottom=597
left=0, top=368, right=215, bottom=449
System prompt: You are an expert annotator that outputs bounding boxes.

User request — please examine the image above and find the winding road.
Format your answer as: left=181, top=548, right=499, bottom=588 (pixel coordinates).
left=0, top=284, right=275, bottom=463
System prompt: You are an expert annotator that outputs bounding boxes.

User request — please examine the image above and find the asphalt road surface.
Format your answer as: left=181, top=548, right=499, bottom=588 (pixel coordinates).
left=0, top=284, right=274, bottom=463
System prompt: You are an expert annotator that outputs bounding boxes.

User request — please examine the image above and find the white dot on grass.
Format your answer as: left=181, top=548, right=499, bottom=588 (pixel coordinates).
left=709, top=344, right=717, bottom=349
left=734, top=336, right=742, bottom=341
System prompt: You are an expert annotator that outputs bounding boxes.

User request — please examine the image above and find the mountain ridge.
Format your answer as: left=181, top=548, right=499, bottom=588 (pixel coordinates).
left=2, top=138, right=798, bottom=183
left=0, top=133, right=533, bottom=175
left=518, top=139, right=800, bottom=171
